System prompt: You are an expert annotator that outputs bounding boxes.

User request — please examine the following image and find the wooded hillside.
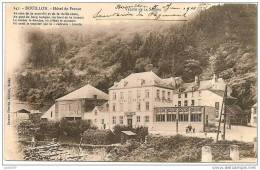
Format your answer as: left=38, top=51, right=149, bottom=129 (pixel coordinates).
left=15, top=4, right=257, bottom=112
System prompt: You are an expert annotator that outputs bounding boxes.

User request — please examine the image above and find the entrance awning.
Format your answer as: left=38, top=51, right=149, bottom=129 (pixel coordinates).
left=124, top=112, right=135, bottom=116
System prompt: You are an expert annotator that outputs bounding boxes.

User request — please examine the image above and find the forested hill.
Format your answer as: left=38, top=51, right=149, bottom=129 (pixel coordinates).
left=15, top=4, right=257, bottom=112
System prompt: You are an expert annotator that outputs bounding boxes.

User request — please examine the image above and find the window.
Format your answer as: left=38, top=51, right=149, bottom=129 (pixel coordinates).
left=184, top=100, right=188, bottom=106
left=198, top=90, right=201, bottom=97
left=156, top=89, right=160, bottom=98
left=120, top=92, right=124, bottom=100
left=137, top=90, right=141, bottom=98
left=198, top=99, right=201, bottom=106
left=51, top=111, right=52, bottom=118
left=215, top=102, right=220, bottom=110
left=168, top=92, right=171, bottom=100
left=145, top=102, right=150, bottom=111
left=120, top=103, right=124, bottom=111
left=191, top=114, right=202, bottom=122
left=94, top=110, right=98, bottom=115
left=101, top=119, right=105, bottom=124
left=128, top=91, right=132, bottom=102
left=215, top=102, right=220, bottom=118
left=145, top=90, right=150, bottom=98
left=137, top=103, right=141, bottom=111
left=128, top=103, right=132, bottom=112
left=167, top=114, right=176, bottom=122
left=112, top=116, right=116, bottom=124
left=184, top=93, right=187, bottom=98
left=179, top=114, right=188, bottom=122
left=191, top=100, right=195, bottom=106
left=162, top=91, right=166, bottom=100
left=137, top=116, right=140, bottom=122
left=178, top=101, right=181, bottom=106
left=156, top=114, right=165, bottom=122
left=145, top=116, right=149, bottom=122
left=113, top=92, right=117, bottom=100
left=112, top=104, right=116, bottom=112
left=178, top=93, right=181, bottom=98
left=191, top=91, right=194, bottom=97
left=93, top=95, right=97, bottom=99
left=119, top=116, right=123, bottom=124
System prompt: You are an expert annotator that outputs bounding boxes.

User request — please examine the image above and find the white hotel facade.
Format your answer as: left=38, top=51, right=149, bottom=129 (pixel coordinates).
left=108, top=71, right=183, bottom=130
left=108, top=71, right=232, bottom=133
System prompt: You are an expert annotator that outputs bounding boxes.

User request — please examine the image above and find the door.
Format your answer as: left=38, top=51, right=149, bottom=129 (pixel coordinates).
left=127, top=118, right=132, bottom=128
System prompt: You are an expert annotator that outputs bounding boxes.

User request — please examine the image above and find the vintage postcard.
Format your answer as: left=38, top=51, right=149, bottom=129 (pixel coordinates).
left=2, top=1, right=258, bottom=167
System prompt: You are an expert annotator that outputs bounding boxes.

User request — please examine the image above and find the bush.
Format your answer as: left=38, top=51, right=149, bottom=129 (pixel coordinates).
left=59, top=119, right=97, bottom=138
left=82, top=129, right=115, bottom=145
left=35, top=119, right=96, bottom=141
left=37, top=121, right=60, bottom=140
left=132, top=126, right=148, bottom=142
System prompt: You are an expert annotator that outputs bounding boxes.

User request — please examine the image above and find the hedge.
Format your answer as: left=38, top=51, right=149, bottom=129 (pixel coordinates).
left=82, top=129, right=115, bottom=145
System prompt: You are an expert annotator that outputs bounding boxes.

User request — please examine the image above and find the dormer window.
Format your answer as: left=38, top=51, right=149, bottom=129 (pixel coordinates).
left=141, top=79, right=145, bottom=86
left=124, top=81, right=128, bottom=87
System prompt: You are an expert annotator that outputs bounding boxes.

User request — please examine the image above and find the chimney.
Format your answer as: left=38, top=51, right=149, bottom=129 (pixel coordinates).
left=195, top=75, right=200, bottom=85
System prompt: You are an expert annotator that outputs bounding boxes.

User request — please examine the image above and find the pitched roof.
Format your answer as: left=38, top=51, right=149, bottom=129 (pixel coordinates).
left=182, top=79, right=225, bottom=92
left=121, top=131, right=136, bottom=136
left=10, top=100, right=32, bottom=113
left=56, top=84, right=108, bottom=101
left=15, top=109, right=30, bottom=114
left=209, top=89, right=224, bottom=97
left=179, top=77, right=234, bottom=98
left=109, top=71, right=182, bottom=90
left=41, top=104, right=55, bottom=119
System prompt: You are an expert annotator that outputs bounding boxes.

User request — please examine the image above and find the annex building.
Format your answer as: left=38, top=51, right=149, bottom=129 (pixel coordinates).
left=41, top=84, right=109, bottom=121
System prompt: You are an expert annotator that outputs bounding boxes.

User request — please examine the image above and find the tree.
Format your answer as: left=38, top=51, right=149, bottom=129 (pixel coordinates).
left=183, top=59, right=202, bottom=82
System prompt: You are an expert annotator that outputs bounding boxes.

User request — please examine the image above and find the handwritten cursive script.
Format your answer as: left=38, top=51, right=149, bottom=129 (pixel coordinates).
left=93, top=3, right=212, bottom=21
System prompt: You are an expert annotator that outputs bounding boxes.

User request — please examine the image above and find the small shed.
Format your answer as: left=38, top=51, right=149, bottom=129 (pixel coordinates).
left=13, top=109, right=31, bottom=123
left=120, top=131, right=136, bottom=144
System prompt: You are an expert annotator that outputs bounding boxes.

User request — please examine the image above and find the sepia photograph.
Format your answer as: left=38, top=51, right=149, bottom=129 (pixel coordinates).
left=2, top=1, right=258, bottom=167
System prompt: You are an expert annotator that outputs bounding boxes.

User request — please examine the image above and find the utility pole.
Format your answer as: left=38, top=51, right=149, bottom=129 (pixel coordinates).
left=216, top=85, right=228, bottom=142
left=176, top=108, right=179, bottom=134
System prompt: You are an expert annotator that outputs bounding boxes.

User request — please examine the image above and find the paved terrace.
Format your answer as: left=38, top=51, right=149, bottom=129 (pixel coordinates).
left=150, top=125, right=257, bottom=142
